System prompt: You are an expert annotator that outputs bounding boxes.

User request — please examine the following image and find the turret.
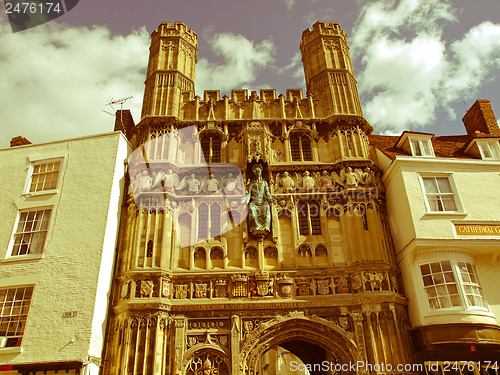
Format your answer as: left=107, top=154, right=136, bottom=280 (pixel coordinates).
left=300, top=21, right=362, bottom=117
left=141, top=22, right=198, bottom=119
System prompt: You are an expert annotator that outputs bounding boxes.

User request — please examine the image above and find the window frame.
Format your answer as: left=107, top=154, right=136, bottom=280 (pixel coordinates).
left=200, top=135, right=222, bottom=164
left=477, top=139, right=500, bottom=160
left=24, top=158, right=63, bottom=196
left=418, top=259, right=489, bottom=314
left=418, top=174, right=464, bottom=214
left=8, top=208, right=52, bottom=258
left=297, top=200, right=322, bottom=236
left=409, top=138, right=434, bottom=157
left=290, top=134, right=313, bottom=162
left=0, top=285, right=34, bottom=348
left=196, top=202, right=222, bottom=241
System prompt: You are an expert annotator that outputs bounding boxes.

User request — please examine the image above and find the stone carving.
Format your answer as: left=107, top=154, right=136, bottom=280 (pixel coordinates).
left=338, top=315, right=350, bottom=330
left=341, top=167, right=360, bottom=188
left=245, top=164, right=273, bottom=237
left=174, top=284, right=188, bottom=299
left=186, top=174, right=201, bottom=193
left=253, top=272, right=272, bottom=297
left=140, top=280, right=154, bottom=297
left=138, top=171, right=153, bottom=191
left=161, top=279, right=171, bottom=298
left=223, top=172, right=244, bottom=195
left=296, top=278, right=312, bottom=296
left=277, top=276, right=293, bottom=298
left=350, top=275, right=362, bottom=292
left=231, top=275, right=248, bottom=297
left=194, top=283, right=208, bottom=298
left=201, top=173, right=219, bottom=193
left=302, top=171, right=315, bottom=189
left=213, top=280, right=228, bottom=298
left=275, top=171, right=295, bottom=192
left=153, top=169, right=181, bottom=191
left=316, top=279, right=331, bottom=295
left=335, top=277, right=349, bottom=294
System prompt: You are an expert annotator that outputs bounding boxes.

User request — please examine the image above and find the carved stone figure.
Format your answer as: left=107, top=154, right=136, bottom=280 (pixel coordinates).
left=342, top=167, right=359, bottom=187
left=246, top=164, right=273, bottom=237
left=302, top=171, right=315, bottom=189
left=139, top=171, right=153, bottom=191
left=279, top=171, right=295, bottom=192
left=223, top=172, right=243, bottom=195
left=319, top=171, right=332, bottom=190
left=185, top=174, right=199, bottom=193
left=202, top=173, right=219, bottom=193
left=153, top=169, right=180, bottom=191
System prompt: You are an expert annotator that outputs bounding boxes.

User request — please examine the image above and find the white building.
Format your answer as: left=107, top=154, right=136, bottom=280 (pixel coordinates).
left=371, top=99, right=500, bottom=365
left=0, top=132, right=129, bottom=374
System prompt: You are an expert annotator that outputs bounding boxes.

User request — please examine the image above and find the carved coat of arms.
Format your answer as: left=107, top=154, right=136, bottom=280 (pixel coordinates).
left=296, top=279, right=311, bottom=296
left=335, top=278, right=349, bottom=294
left=174, top=284, right=188, bottom=299
left=338, top=315, right=350, bottom=330
left=255, top=273, right=271, bottom=297
left=161, top=279, right=171, bottom=298
left=350, top=275, right=362, bottom=291
left=213, top=281, right=227, bottom=298
left=317, top=279, right=330, bottom=295
left=140, top=280, right=154, bottom=297
left=278, top=277, right=293, bottom=298
left=194, top=284, right=207, bottom=298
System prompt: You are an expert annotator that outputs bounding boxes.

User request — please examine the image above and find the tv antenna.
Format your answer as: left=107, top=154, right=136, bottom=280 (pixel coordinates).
left=102, top=96, right=134, bottom=117
left=102, top=96, right=134, bottom=132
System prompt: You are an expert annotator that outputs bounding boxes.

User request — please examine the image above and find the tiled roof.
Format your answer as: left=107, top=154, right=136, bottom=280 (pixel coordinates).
left=369, top=134, right=484, bottom=160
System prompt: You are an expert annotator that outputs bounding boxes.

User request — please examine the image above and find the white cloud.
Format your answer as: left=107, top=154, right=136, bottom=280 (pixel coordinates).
left=195, top=33, right=275, bottom=94
left=284, top=0, right=295, bottom=11
left=0, top=19, right=149, bottom=146
left=351, top=0, right=500, bottom=132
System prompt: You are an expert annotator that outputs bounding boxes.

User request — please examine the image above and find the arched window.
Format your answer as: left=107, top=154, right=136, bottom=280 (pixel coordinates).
left=210, top=203, right=221, bottom=238
left=315, top=245, right=328, bottom=257
left=298, top=245, right=312, bottom=258
left=198, top=204, right=209, bottom=239
left=245, top=247, right=258, bottom=268
left=297, top=200, right=322, bottom=236
left=264, top=247, right=278, bottom=267
left=290, top=134, right=312, bottom=161
left=194, top=247, right=206, bottom=269
left=210, top=247, right=224, bottom=268
left=201, top=135, right=222, bottom=164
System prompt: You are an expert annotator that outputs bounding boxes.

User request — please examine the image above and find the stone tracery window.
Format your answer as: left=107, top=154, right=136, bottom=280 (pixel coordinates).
left=186, top=352, right=229, bottom=375
left=297, top=200, right=322, bottom=236
left=201, top=134, right=222, bottom=164
left=290, top=134, right=312, bottom=161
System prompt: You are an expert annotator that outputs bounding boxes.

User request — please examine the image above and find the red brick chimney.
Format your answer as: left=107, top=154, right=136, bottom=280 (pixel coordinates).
left=114, top=110, right=135, bottom=140
left=10, top=136, right=32, bottom=147
left=462, top=99, right=500, bottom=136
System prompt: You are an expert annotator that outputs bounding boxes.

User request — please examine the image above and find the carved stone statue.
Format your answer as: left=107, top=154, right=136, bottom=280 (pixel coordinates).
left=138, top=171, right=153, bottom=191
left=202, top=173, right=219, bottom=193
left=186, top=174, right=201, bottom=193
left=246, top=164, right=273, bottom=237
left=302, top=171, right=315, bottom=189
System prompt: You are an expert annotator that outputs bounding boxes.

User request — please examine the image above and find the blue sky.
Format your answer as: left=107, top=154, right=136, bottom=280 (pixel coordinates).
left=0, top=0, right=499, bottom=146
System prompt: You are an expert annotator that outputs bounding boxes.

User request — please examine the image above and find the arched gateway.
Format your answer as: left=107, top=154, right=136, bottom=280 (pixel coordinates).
left=240, top=314, right=358, bottom=375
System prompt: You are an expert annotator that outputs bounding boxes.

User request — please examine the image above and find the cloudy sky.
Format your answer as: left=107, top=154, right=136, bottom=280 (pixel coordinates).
left=0, top=0, right=499, bottom=147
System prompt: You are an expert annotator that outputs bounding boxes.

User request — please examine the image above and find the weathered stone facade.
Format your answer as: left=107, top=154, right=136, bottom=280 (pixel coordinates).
left=103, top=21, right=415, bottom=374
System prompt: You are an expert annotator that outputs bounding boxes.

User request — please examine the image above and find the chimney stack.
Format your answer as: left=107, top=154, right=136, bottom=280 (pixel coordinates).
left=10, top=136, right=32, bottom=147
left=462, top=99, right=499, bottom=137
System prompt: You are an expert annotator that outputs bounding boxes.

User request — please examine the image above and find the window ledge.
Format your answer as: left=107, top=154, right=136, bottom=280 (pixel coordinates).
left=423, top=211, right=468, bottom=218
left=0, top=346, right=22, bottom=355
left=423, top=309, right=495, bottom=319
left=2, top=254, right=44, bottom=263
left=22, top=189, right=59, bottom=198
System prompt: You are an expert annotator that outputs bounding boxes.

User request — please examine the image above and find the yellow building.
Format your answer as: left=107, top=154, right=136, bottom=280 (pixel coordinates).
left=370, top=100, right=500, bottom=367
left=0, top=133, right=130, bottom=374
left=102, top=21, right=414, bottom=374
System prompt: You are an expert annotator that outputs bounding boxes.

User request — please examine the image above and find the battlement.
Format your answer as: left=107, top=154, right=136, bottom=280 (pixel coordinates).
left=301, top=21, right=347, bottom=45
left=151, top=21, right=198, bottom=44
